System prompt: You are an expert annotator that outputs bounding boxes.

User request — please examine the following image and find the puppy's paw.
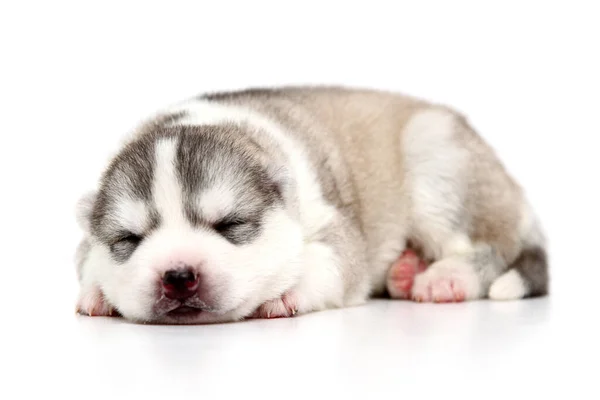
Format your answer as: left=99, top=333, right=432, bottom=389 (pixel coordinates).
left=411, top=259, right=481, bottom=303
left=386, top=249, right=428, bottom=299
left=76, top=286, right=118, bottom=317
left=250, top=292, right=299, bottom=319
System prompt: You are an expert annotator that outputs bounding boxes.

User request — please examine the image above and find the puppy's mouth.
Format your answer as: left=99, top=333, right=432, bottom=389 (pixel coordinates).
left=155, top=294, right=217, bottom=320
left=167, top=305, right=204, bottom=317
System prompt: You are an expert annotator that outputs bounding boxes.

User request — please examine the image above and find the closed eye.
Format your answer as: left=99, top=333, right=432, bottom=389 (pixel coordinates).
left=114, top=232, right=143, bottom=246
left=213, top=219, right=246, bottom=234
left=109, top=232, right=144, bottom=262
left=212, top=216, right=261, bottom=245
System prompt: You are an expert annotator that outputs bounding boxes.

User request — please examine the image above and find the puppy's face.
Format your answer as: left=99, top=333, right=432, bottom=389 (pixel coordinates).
left=76, top=124, right=304, bottom=324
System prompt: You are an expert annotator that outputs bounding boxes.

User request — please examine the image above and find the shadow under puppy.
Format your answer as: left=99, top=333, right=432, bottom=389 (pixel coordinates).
left=74, top=86, right=548, bottom=324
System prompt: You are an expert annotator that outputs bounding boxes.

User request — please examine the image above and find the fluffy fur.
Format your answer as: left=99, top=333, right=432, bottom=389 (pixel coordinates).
left=74, top=86, right=548, bottom=324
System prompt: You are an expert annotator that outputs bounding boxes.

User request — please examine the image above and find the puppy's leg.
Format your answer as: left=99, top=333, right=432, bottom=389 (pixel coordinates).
left=401, top=108, right=527, bottom=302
left=252, top=215, right=370, bottom=319
left=76, top=284, right=118, bottom=317
left=250, top=242, right=345, bottom=318
left=74, top=237, right=118, bottom=317
left=251, top=292, right=299, bottom=319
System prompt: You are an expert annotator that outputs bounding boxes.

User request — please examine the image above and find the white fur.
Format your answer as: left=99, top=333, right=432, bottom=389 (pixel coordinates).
left=518, top=200, right=546, bottom=248
left=198, top=184, right=235, bottom=223
left=212, top=208, right=305, bottom=319
left=488, top=269, right=527, bottom=300
left=402, top=109, right=469, bottom=260
left=153, top=138, right=185, bottom=226
left=114, top=199, right=149, bottom=234
left=293, top=242, right=345, bottom=313
left=441, top=234, right=474, bottom=258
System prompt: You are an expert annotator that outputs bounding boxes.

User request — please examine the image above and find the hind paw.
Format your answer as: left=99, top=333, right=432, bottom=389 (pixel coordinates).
left=387, top=249, right=428, bottom=299
left=411, top=260, right=481, bottom=303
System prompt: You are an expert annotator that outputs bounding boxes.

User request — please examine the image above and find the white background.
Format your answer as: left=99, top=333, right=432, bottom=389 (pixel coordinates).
left=1, top=1, right=599, bottom=399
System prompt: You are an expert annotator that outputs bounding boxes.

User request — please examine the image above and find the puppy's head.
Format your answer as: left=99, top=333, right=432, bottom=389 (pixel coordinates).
left=75, top=124, right=304, bottom=324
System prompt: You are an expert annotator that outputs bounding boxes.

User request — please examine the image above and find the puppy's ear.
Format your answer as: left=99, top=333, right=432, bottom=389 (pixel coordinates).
left=75, top=191, right=97, bottom=234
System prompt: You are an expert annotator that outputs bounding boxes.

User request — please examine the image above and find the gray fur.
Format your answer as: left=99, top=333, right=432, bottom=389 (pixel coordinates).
left=469, top=243, right=508, bottom=296
left=512, top=246, right=549, bottom=296
left=91, top=131, right=159, bottom=250
left=89, top=124, right=284, bottom=261
left=110, top=235, right=143, bottom=263
left=175, top=124, right=282, bottom=245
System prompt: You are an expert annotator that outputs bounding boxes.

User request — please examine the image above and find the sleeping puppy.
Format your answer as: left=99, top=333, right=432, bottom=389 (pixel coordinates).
left=74, top=86, right=548, bottom=324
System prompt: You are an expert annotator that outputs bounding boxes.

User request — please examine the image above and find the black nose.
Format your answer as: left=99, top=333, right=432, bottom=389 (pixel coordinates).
left=162, top=268, right=199, bottom=300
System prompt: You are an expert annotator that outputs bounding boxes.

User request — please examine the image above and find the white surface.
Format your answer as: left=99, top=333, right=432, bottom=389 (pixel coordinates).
left=1, top=1, right=599, bottom=399
left=9, top=298, right=598, bottom=399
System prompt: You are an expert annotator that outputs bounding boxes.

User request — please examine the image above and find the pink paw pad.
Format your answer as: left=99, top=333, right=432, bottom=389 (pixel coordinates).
left=386, top=249, right=428, bottom=299
left=250, top=292, right=299, bottom=319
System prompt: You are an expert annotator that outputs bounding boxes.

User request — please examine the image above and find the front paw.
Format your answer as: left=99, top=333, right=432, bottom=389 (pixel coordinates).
left=250, top=292, right=299, bottom=319
left=76, top=285, right=119, bottom=317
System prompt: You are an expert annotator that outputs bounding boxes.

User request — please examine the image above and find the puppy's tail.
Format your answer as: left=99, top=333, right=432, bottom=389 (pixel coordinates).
left=488, top=205, right=549, bottom=300
left=488, top=247, right=549, bottom=300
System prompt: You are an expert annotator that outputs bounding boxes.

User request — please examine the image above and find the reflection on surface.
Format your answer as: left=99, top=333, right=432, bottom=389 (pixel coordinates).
left=16, top=297, right=564, bottom=398
left=70, top=299, right=554, bottom=392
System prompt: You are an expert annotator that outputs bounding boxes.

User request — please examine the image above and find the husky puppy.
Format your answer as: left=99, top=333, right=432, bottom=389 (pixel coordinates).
left=74, top=86, right=548, bottom=324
